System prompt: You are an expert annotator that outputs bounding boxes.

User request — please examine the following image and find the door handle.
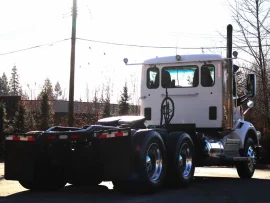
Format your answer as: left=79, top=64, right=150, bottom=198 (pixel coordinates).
left=161, top=93, right=199, bottom=97
left=139, top=96, right=147, bottom=99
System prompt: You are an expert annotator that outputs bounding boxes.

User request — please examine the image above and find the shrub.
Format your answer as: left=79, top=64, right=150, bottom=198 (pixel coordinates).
left=12, top=102, right=26, bottom=133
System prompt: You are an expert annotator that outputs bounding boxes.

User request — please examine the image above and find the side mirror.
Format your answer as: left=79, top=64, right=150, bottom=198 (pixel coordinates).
left=247, top=100, right=254, bottom=108
left=246, top=74, right=256, bottom=97
left=242, top=100, right=254, bottom=118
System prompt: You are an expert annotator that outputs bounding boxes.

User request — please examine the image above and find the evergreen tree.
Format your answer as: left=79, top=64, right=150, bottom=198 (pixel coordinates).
left=0, top=102, right=6, bottom=157
left=39, top=91, right=54, bottom=130
left=54, top=81, right=62, bottom=100
left=9, top=65, right=20, bottom=96
left=118, top=82, right=130, bottom=115
left=0, top=102, right=14, bottom=134
left=0, top=73, right=10, bottom=96
left=0, top=103, right=6, bottom=134
left=38, top=78, right=55, bottom=100
left=12, top=102, right=26, bottom=133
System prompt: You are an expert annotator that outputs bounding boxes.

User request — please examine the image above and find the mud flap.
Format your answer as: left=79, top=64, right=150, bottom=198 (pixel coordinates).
left=255, top=145, right=263, bottom=162
left=4, top=140, right=39, bottom=180
left=97, top=131, right=134, bottom=181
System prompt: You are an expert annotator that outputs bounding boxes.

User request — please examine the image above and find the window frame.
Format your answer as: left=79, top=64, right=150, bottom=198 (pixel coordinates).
left=146, top=67, right=159, bottom=89
left=161, top=65, right=199, bottom=88
left=200, top=64, right=215, bottom=87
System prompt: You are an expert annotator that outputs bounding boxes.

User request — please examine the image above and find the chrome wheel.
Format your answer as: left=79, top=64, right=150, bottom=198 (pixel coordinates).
left=179, top=143, right=193, bottom=179
left=146, top=143, right=163, bottom=182
left=247, top=145, right=256, bottom=172
left=235, top=138, right=255, bottom=179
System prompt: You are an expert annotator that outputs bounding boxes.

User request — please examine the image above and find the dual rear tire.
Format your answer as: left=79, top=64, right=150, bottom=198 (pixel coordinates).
left=166, top=132, right=195, bottom=188
left=113, top=132, right=195, bottom=193
left=113, top=135, right=166, bottom=193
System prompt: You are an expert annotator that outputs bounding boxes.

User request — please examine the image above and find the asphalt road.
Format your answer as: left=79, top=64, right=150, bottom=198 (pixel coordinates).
left=0, top=163, right=270, bottom=203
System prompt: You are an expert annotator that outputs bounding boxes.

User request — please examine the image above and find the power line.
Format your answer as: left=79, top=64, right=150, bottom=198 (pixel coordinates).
left=77, top=37, right=196, bottom=49
left=1, top=37, right=270, bottom=56
left=0, top=38, right=71, bottom=56
left=77, top=37, right=212, bottom=49
left=76, top=37, right=270, bottom=50
left=169, top=32, right=270, bottom=39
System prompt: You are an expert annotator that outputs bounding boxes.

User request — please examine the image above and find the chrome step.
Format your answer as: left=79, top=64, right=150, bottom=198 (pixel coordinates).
left=221, top=156, right=249, bottom=161
left=232, top=157, right=249, bottom=161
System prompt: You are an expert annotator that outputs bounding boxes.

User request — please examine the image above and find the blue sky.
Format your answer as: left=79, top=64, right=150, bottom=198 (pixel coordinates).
left=0, top=0, right=235, bottom=103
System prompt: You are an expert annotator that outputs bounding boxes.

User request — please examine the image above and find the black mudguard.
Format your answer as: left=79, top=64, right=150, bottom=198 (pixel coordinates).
left=5, top=133, right=75, bottom=181
left=4, top=134, right=41, bottom=180
left=97, top=130, right=134, bottom=181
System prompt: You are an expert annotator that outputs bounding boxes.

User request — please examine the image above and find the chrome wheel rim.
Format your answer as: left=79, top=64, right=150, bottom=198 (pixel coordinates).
left=146, top=143, right=163, bottom=182
left=247, top=145, right=255, bottom=172
left=179, top=143, right=193, bottom=179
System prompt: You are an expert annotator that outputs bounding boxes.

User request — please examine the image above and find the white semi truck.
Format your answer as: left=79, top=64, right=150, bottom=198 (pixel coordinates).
left=4, top=24, right=262, bottom=193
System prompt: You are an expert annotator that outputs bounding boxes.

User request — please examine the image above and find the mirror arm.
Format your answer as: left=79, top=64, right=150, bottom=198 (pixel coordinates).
left=243, top=108, right=251, bottom=115
left=242, top=107, right=251, bottom=120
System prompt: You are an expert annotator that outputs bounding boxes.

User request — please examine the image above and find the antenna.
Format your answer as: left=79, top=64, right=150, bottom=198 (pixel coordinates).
left=175, top=39, right=178, bottom=55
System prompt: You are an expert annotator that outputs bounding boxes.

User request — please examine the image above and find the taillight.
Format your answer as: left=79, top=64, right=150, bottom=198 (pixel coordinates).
left=48, top=135, right=57, bottom=140
left=27, top=136, right=36, bottom=141
left=115, top=132, right=124, bottom=137
left=71, top=134, right=80, bottom=139
left=12, top=136, right=20, bottom=141
left=99, top=134, right=107, bottom=139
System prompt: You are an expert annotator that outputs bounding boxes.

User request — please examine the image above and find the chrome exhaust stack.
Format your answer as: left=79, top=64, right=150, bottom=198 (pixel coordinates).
left=223, top=24, right=234, bottom=130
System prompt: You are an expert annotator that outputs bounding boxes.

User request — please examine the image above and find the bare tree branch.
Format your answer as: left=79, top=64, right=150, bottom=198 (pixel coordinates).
left=227, top=0, right=270, bottom=127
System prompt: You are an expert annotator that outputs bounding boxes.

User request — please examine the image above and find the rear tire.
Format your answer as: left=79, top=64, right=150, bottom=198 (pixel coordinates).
left=19, top=177, right=66, bottom=191
left=113, top=134, right=167, bottom=194
left=166, top=133, right=195, bottom=188
left=235, top=137, right=256, bottom=179
left=19, top=164, right=66, bottom=191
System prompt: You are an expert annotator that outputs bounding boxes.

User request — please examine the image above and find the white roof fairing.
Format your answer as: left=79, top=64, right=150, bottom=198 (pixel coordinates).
left=143, top=54, right=223, bottom=65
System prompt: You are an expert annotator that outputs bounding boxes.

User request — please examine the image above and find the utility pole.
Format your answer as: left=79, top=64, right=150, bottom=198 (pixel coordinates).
left=68, top=0, right=77, bottom=126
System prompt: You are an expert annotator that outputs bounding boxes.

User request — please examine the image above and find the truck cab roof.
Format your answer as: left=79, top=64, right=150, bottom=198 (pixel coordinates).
left=143, top=54, right=223, bottom=65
